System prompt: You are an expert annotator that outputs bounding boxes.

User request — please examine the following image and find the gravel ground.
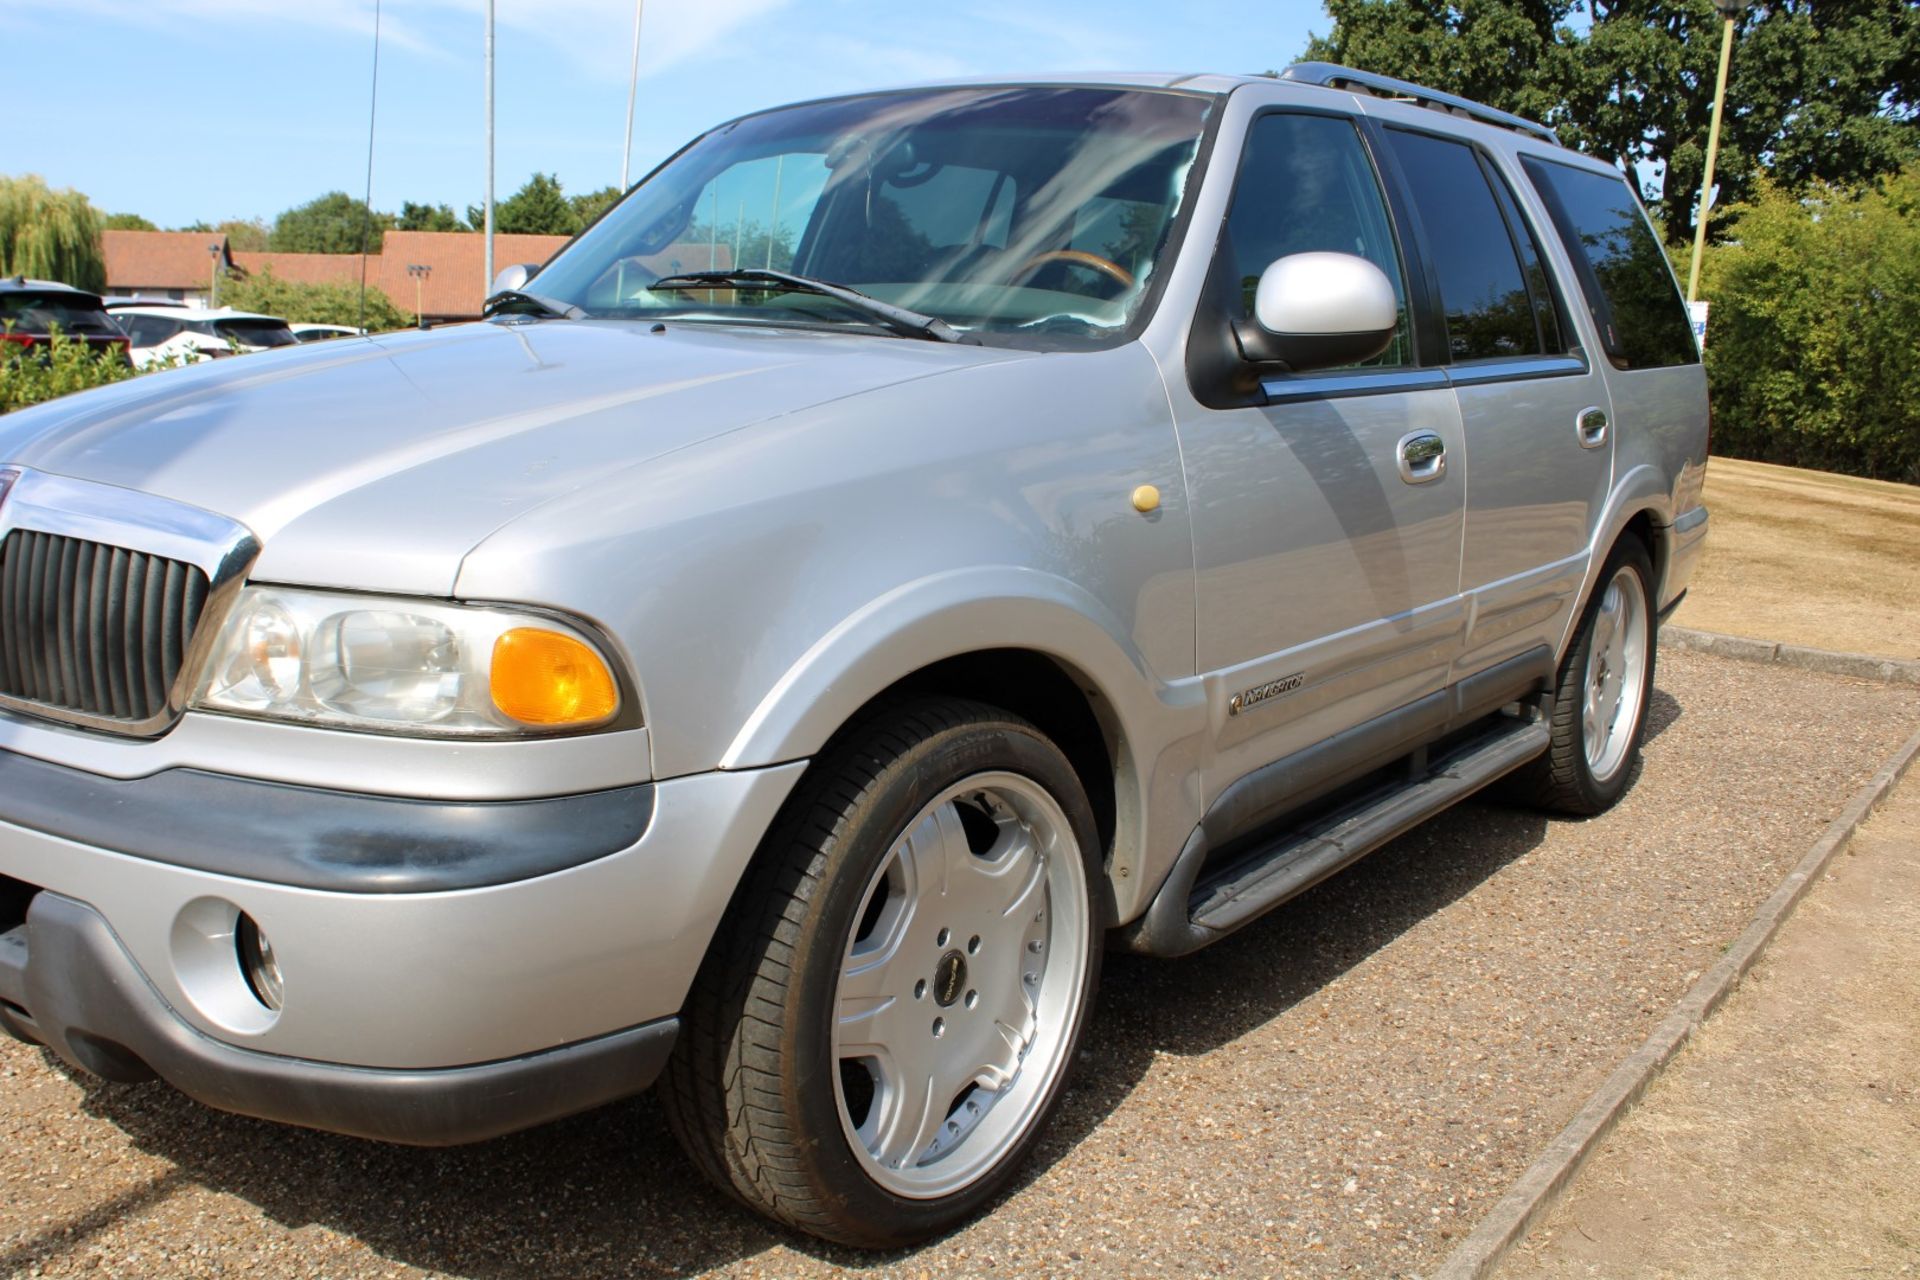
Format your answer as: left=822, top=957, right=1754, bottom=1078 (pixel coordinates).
left=3, top=649, right=1918, bottom=1279
left=1495, top=741, right=1920, bottom=1278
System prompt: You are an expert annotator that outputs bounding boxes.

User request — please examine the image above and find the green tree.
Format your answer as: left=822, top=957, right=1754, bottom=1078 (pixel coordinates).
left=1698, top=166, right=1920, bottom=482
left=214, top=218, right=268, bottom=252
left=0, top=175, right=107, bottom=291
left=218, top=265, right=411, bottom=332
left=397, top=201, right=468, bottom=232
left=269, top=191, right=394, bottom=254
left=1303, top=0, right=1575, bottom=132
left=570, top=185, right=623, bottom=228
left=471, top=173, right=581, bottom=237
left=103, top=212, right=157, bottom=231
left=1304, top=0, right=1920, bottom=242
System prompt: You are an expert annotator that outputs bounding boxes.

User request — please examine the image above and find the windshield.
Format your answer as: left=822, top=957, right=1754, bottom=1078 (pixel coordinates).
left=531, top=86, right=1214, bottom=348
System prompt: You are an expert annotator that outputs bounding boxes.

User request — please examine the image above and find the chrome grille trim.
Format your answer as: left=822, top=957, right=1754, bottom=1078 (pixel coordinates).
left=0, top=467, right=259, bottom=738
left=0, top=531, right=211, bottom=722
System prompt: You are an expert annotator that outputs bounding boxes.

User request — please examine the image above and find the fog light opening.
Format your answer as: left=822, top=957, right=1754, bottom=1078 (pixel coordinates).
left=235, top=913, right=284, bottom=1012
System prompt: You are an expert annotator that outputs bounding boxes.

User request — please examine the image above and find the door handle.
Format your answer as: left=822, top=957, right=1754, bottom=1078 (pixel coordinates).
left=1397, top=430, right=1447, bottom=484
left=1576, top=406, right=1609, bottom=449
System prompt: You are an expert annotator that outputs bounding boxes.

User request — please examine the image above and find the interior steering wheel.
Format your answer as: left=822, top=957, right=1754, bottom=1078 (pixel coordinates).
left=1011, top=249, right=1136, bottom=292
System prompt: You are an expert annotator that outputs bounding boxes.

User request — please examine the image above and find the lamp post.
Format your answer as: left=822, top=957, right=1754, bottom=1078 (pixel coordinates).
left=407, top=263, right=432, bottom=328
left=1686, top=0, right=1747, bottom=304
left=207, top=242, right=222, bottom=307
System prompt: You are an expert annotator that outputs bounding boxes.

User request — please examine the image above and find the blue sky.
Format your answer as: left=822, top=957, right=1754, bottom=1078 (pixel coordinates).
left=6, top=0, right=1329, bottom=229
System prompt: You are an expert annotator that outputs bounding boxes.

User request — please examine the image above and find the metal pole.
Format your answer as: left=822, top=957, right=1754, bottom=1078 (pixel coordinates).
left=484, top=0, right=496, bottom=293
left=1686, top=12, right=1738, bottom=303
left=358, top=0, right=382, bottom=334
left=621, top=0, right=645, bottom=190
left=766, top=155, right=783, bottom=269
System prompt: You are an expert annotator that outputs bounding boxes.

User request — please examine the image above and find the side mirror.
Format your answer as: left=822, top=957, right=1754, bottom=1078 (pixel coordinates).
left=490, top=263, right=539, bottom=295
left=1236, top=252, right=1398, bottom=372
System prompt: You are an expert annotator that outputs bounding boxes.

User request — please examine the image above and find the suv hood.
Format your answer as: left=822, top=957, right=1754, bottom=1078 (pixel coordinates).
left=0, top=320, right=1027, bottom=593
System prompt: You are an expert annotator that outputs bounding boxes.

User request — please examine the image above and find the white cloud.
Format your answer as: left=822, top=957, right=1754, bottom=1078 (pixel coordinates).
left=404, top=0, right=797, bottom=80
left=31, top=0, right=794, bottom=78
left=37, top=0, right=443, bottom=57
left=809, top=35, right=980, bottom=86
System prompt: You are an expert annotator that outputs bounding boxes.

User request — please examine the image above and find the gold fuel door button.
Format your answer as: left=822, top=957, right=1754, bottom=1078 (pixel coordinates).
left=1131, top=484, right=1161, bottom=514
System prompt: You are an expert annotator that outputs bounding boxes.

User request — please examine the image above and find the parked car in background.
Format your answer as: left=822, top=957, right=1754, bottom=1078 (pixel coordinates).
left=112, top=306, right=298, bottom=368
left=0, top=67, right=1709, bottom=1250
left=287, top=323, right=365, bottom=343
left=0, top=279, right=131, bottom=364
left=102, top=296, right=189, bottom=311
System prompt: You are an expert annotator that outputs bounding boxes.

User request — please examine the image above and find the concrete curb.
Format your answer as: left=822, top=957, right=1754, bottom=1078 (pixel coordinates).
left=1431, top=721, right=1920, bottom=1280
left=1663, top=626, right=1920, bottom=687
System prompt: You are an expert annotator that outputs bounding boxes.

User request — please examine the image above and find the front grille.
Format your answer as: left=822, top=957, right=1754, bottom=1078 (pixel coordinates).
left=0, top=529, right=211, bottom=725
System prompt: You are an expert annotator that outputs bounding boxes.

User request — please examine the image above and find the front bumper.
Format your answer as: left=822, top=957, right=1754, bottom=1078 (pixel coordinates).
left=0, top=892, right=678, bottom=1145
left=0, top=749, right=805, bottom=1077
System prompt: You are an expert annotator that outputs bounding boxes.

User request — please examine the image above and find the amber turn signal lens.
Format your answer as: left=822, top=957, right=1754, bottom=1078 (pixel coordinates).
left=490, top=628, right=619, bottom=726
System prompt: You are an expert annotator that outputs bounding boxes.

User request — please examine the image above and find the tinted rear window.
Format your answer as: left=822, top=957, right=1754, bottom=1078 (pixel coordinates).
left=214, top=319, right=298, bottom=348
left=0, top=291, right=117, bottom=336
left=121, top=314, right=184, bottom=347
left=1521, top=157, right=1698, bottom=369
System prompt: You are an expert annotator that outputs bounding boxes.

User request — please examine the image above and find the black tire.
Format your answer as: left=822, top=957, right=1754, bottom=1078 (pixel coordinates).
left=658, top=697, right=1104, bottom=1248
left=1512, top=538, right=1658, bottom=815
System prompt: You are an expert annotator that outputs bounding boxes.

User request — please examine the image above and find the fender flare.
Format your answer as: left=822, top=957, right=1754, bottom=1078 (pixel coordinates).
left=718, top=566, right=1210, bottom=912
left=1557, top=463, right=1677, bottom=657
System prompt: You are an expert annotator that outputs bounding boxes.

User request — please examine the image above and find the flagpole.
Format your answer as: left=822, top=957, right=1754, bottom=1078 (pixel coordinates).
left=621, top=0, right=645, bottom=189
left=484, top=0, right=496, bottom=292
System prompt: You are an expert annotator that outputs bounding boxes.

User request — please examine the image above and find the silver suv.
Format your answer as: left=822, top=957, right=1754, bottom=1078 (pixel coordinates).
left=0, top=66, right=1707, bottom=1247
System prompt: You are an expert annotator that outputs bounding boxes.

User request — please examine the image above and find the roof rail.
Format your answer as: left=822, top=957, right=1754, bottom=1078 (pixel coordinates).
left=1280, top=62, right=1561, bottom=147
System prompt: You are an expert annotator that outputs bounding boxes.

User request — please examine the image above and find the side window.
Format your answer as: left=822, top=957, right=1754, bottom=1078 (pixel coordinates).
left=1521, top=157, right=1699, bottom=368
left=1226, top=113, right=1410, bottom=367
left=1382, top=129, right=1547, bottom=362
left=1484, top=166, right=1565, bottom=355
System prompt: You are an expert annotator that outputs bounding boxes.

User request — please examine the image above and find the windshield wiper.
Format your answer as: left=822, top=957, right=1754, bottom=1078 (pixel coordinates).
left=648, top=268, right=966, bottom=343
left=483, top=289, right=587, bottom=321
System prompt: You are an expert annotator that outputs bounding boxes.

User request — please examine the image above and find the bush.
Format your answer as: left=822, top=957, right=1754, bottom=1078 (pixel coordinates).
left=0, top=329, right=139, bottom=414
left=1700, top=169, right=1920, bottom=483
left=218, top=266, right=412, bottom=332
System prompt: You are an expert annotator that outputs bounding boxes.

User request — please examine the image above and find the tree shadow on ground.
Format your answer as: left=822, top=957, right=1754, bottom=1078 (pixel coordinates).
left=30, top=686, right=1685, bottom=1279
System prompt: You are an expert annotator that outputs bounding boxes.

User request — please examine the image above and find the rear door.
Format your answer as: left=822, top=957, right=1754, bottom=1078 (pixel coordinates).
left=1372, top=126, right=1614, bottom=678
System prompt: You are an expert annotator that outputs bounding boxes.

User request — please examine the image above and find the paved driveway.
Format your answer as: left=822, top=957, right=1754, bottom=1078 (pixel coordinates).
left=4, top=649, right=1917, bottom=1279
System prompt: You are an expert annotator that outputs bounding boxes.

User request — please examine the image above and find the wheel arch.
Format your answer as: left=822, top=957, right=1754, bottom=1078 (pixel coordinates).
left=1558, top=466, right=1676, bottom=660
left=719, top=567, right=1209, bottom=920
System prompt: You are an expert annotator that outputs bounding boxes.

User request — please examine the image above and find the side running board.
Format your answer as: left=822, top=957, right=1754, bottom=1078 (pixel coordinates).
left=1120, top=715, right=1550, bottom=957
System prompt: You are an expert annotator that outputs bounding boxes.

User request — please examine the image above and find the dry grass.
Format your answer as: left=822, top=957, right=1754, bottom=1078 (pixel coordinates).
left=1670, top=457, right=1920, bottom=660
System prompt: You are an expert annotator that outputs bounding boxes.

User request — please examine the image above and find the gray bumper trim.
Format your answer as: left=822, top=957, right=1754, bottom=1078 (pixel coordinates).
left=0, top=892, right=676, bottom=1146
left=0, top=748, right=653, bottom=893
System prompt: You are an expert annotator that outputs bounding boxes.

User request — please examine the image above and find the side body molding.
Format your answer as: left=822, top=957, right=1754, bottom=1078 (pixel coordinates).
left=719, top=566, right=1212, bottom=924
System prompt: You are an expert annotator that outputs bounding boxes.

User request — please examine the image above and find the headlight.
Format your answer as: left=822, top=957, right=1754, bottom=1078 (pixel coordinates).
left=192, top=587, right=625, bottom=737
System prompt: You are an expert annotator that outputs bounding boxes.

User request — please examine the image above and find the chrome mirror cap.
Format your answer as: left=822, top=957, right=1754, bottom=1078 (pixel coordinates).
left=1241, top=252, right=1399, bottom=373
left=490, top=263, right=538, bottom=295
left=1253, top=252, right=1397, bottom=338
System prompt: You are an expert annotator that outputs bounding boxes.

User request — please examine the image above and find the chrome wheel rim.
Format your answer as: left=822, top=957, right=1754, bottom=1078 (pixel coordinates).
left=1581, top=565, right=1650, bottom=784
left=831, top=771, right=1089, bottom=1200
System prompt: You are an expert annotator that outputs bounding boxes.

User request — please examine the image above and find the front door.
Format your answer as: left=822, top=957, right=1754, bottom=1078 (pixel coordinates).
left=1177, top=110, right=1467, bottom=799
